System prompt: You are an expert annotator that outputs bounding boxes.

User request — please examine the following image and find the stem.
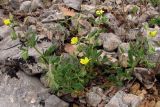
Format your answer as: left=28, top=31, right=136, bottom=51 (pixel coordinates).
left=33, top=46, right=49, bottom=64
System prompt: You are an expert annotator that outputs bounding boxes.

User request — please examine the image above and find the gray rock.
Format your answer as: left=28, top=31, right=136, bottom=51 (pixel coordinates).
left=10, top=0, right=20, bottom=10
left=81, top=5, right=96, bottom=14
left=126, top=0, right=139, bottom=4
left=118, top=43, right=130, bottom=54
left=63, top=0, right=82, bottom=10
left=134, top=67, right=156, bottom=89
left=86, top=87, right=106, bottom=107
left=105, top=91, right=142, bottom=107
left=0, top=71, right=50, bottom=107
left=41, top=23, right=69, bottom=42
left=0, top=69, right=68, bottom=107
left=41, top=10, right=65, bottom=23
left=31, top=0, right=43, bottom=11
left=99, top=33, right=122, bottom=51
left=19, top=1, right=31, bottom=12
left=0, top=25, right=52, bottom=61
left=45, top=95, right=69, bottom=107
left=127, top=29, right=138, bottom=40
left=26, top=16, right=37, bottom=25
left=20, top=63, right=45, bottom=75
left=86, top=92, right=102, bottom=107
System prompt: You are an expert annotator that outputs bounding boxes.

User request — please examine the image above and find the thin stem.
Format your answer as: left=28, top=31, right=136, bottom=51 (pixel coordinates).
left=33, top=46, right=49, bottom=64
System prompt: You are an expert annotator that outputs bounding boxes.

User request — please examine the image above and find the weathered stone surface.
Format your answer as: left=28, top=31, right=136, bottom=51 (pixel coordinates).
left=0, top=70, right=69, bottom=107
left=0, top=25, right=52, bottom=61
left=63, top=0, right=82, bottom=10
left=19, top=1, right=31, bottom=12
left=99, top=33, right=122, bottom=51
left=45, top=95, right=69, bottom=107
left=105, top=91, right=142, bottom=107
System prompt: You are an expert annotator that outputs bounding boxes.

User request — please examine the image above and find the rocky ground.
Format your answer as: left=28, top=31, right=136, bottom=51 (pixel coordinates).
left=0, top=0, right=160, bottom=107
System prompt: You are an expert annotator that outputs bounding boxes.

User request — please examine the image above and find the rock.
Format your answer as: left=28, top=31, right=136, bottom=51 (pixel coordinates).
left=105, top=13, right=120, bottom=29
left=19, top=1, right=31, bottom=12
left=31, top=0, right=43, bottom=11
left=86, top=87, right=105, bottom=107
left=126, top=0, right=139, bottom=4
left=0, top=25, right=52, bottom=61
left=26, top=16, right=37, bottom=25
left=86, top=92, right=102, bottom=107
left=63, top=0, right=82, bottom=10
left=0, top=71, right=50, bottom=107
left=45, top=95, right=69, bottom=107
left=10, top=0, right=20, bottom=10
left=28, top=25, right=37, bottom=32
left=118, top=43, right=130, bottom=53
left=81, top=5, right=96, bottom=14
left=114, top=26, right=126, bottom=37
left=99, top=33, right=122, bottom=51
left=20, top=63, right=45, bottom=75
left=41, top=23, right=69, bottom=41
left=105, top=91, right=142, bottom=107
left=134, top=67, right=156, bottom=89
left=116, top=0, right=122, bottom=5
left=155, top=101, right=160, bottom=107
left=126, top=29, right=139, bottom=40
left=41, top=10, right=65, bottom=23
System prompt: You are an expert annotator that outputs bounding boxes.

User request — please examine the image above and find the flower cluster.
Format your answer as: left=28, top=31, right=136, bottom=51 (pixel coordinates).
left=70, top=37, right=90, bottom=65
left=96, top=9, right=104, bottom=16
left=71, top=37, right=78, bottom=45
left=3, top=19, right=11, bottom=26
left=80, top=57, right=90, bottom=65
left=148, top=30, right=158, bottom=37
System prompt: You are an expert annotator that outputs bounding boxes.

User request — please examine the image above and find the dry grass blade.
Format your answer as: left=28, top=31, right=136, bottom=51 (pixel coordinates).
left=59, top=6, right=76, bottom=17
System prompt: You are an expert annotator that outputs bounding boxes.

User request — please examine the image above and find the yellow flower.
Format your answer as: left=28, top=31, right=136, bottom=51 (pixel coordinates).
left=148, top=30, right=158, bottom=37
left=96, top=9, right=104, bottom=16
left=80, top=57, right=90, bottom=65
left=71, top=37, right=78, bottom=45
left=3, top=19, right=11, bottom=26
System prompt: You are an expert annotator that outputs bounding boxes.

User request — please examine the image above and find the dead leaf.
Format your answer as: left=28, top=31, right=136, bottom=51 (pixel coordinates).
left=64, top=44, right=77, bottom=54
left=59, top=6, right=76, bottom=17
left=130, top=83, right=140, bottom=94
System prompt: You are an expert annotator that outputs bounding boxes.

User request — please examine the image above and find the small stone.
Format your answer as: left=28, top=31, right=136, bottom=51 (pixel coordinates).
left=118, top=43, right=130, bottom=53
left=134, top=67, right=156, bottom=89
left=127, top=29, right=138, bottom=40
left=63, top=0, right=82, bottom=10
left=99, top=33, right=122, bottom=51
left=19, top=1, right=31, bottom=12
left=105, top=91, right=142, bottom=107
left=45, top=95, right=69, bottom=107
left=31, top=0, right=43, bottom=11
left=86, top=92, right=102, bottom=107
left=81, top=5, right=96, bottom=14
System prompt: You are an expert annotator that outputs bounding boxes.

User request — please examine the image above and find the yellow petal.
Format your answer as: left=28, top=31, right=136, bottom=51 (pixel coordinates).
left=71, top=37, right=78, bottom=45
left=148, top=30, right=158, bottom=37
left=3, top=19, right=11, bottom=26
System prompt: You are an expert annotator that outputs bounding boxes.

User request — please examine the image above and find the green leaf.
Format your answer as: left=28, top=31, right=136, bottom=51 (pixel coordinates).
left=43, top=45, right=57, bottom=56
left=72, top=83, right=84, bottom=91
left=21, top=48, right=29, bottom=60
left=11, top=28, right=17, bottom=40
left=27, top=32, right=37, bottom=48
